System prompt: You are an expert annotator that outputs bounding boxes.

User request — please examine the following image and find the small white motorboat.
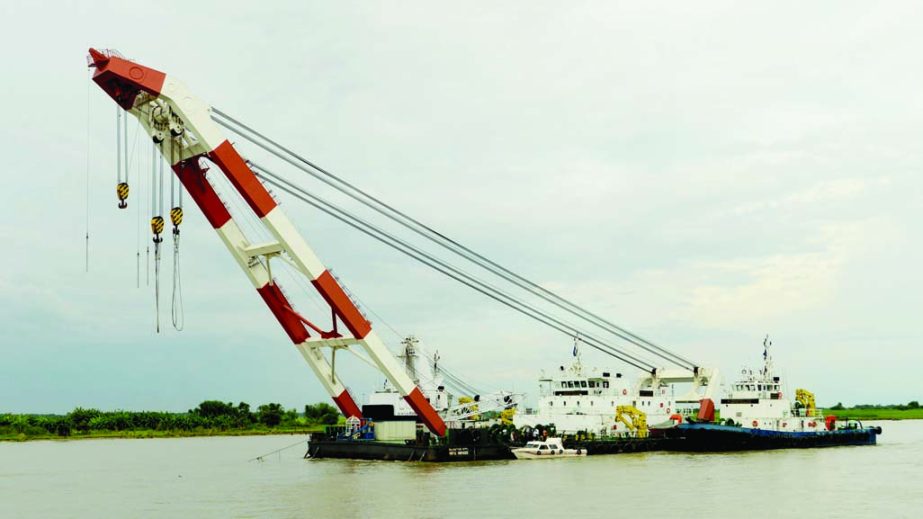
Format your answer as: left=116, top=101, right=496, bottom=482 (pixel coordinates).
left=511, top=438, right=587, bottom=459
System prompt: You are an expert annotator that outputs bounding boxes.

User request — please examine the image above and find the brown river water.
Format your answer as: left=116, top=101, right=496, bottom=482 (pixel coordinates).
left=1, top=420, right=920, bottom=518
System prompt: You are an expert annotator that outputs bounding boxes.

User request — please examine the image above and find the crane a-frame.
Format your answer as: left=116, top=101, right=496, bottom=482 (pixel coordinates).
left=87, top=48, right=446, bottom=436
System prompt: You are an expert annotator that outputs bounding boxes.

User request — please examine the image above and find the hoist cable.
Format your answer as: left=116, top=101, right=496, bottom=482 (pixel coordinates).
left=116, top=106, right=121, bottom=184
left=123, top=106, right=128, bottom=180
left=152, top=143, right=165, bottom=333
left=130, top=118, right=141, bottom=288
left=172, top=234, right=184, bottom=331
left=154, top=242, right=162, bottom=333
left=253, top=164, right=656, bottom=372
left=170, top=142, right=184, bottom=332
left=151, top=143, right=157, bottom=219
left=147, top=144, right=153, bottom=286
left=212, top=109, right=695, bottom=370
left=85, top=76, right=91, bottom=273
left=159, top=143, right=165, bottom=217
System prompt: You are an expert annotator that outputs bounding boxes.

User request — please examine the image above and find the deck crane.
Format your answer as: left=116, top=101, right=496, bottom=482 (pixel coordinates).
left=87, top=48, right=446, bottom=436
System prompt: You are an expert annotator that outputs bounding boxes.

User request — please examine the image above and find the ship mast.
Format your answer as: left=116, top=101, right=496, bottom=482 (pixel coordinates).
left=762, top=334, right=774, bottom=381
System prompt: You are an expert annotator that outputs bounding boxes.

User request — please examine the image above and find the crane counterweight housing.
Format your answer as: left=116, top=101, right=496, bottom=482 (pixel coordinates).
left=87, top=48, right=447, bottom=436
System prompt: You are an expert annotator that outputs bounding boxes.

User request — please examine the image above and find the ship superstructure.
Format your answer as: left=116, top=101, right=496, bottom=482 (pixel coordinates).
left=515, top=344, right=678, bottom=436
left=720, top=336, right=826, bottom=432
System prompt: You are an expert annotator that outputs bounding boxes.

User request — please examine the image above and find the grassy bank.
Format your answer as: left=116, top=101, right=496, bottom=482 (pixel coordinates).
left=0, top=425, right=325, bottom=442
left=1, top=401, right=341, bottom=442
left=823, top=407, right=923, bottom=421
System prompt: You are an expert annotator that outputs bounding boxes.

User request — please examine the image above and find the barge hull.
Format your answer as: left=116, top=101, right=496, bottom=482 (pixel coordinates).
left=666, top=423, right=880, bottom=452
left=308, top=440, right=515, bottom=462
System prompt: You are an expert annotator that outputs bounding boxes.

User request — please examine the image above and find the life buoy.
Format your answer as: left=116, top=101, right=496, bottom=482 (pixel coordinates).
left=622, top=389, right=628, bottom=396
left=752, top=420, right=759, bottom=427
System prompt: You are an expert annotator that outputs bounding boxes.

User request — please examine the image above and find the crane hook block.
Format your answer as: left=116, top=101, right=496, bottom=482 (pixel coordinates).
left=150, top=216, right=165, bottom=243
left=116, top=182, right=129, bottom=209
left=170, top=207, right=183, bottom=227
left=170, top=207, right=183, bottom=235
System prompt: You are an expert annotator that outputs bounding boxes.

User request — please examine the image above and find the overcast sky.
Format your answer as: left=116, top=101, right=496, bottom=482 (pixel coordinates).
left=1, top=1, right=921, bottom=413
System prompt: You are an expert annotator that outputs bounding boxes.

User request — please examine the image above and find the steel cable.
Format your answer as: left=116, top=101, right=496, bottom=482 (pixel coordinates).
left=252, top=163, right=656, bottom=372
left=212, top=109, right=695, bottom=370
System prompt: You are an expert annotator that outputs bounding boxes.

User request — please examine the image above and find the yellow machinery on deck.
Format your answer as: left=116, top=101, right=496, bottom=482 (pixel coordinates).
left=795, top=388, right=817, bottom=416
left=615, top=405, right=648, bottom=438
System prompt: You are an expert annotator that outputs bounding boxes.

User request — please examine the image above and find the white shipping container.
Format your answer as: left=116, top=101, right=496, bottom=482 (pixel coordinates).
left=373, top=421, right=417, bottom=441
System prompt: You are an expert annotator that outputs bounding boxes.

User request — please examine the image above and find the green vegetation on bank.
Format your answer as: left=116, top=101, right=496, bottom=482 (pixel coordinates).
left=0, top=401, right=344, bottom=442
left=824, top=401, right=922, bottom=420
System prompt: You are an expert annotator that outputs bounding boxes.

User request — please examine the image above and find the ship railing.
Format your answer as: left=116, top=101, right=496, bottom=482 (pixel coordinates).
left=793, top=408, right=825, bottom=418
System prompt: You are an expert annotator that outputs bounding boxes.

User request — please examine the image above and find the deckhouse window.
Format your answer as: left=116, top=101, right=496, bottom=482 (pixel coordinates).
left=603, top=381, right=609, bottom=388
left=589, top=381, right=596, bottom=388
left=580, top=381, right=587, bottom=388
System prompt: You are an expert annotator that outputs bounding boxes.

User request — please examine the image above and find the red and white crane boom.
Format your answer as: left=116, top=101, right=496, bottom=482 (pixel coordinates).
left=87, top=48, right=446, bottom=436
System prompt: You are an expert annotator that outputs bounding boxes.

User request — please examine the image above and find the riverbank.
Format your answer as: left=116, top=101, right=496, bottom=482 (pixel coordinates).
left=0, top=426, right=324, bottom=442
left=0, top=401, right=341, bottom=442
left=825, top=407, right=923, bottom=421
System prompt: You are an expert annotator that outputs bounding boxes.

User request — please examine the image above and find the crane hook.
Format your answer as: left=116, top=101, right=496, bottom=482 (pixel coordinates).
left=150, top=215, right=164, bottom=243
left=117, top=182, right=129, bottom=209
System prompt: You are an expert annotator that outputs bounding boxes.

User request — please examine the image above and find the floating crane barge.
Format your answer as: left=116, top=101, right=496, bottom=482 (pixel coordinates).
left=86, top=49, right=881, bottom=462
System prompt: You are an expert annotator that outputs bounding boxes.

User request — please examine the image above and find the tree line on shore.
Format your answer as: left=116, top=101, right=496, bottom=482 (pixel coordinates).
left=828, top=401, right=919, bottom=410
left=0, top=401, right=342, bottom=438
